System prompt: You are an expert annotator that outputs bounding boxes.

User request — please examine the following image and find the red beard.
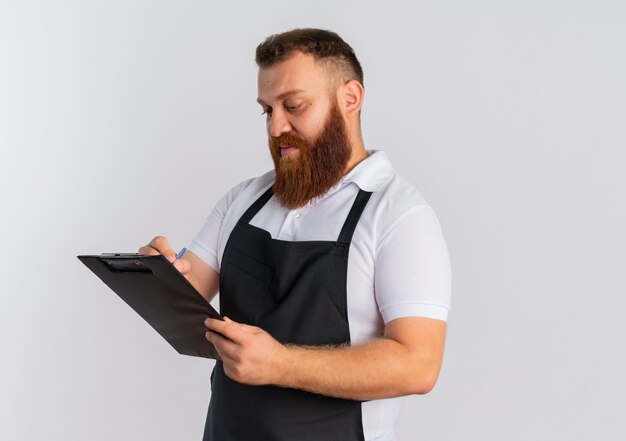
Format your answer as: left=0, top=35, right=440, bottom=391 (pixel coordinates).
left=269, top=103, right=352, bottom=209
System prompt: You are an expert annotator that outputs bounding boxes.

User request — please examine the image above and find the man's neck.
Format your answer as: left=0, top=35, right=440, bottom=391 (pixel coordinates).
left=344, top=145, right=369, bottom=175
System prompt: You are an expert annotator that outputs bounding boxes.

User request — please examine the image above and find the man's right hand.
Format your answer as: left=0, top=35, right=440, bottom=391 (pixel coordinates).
left=138, top=235, right=192, bottom=277
left=138, top=235, right=220, bottom=303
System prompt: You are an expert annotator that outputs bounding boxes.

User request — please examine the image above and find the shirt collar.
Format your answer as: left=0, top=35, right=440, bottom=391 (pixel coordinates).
left=336, top=150, right=394, bottom=192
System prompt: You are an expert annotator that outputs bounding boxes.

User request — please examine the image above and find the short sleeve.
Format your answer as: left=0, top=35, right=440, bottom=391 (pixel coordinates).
left=374, top=205, right=451, bottom=323
left=188, top=180, right=251, bottom=273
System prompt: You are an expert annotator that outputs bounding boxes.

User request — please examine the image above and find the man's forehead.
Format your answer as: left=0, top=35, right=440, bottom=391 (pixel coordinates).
left=257, top=53, right=327, bottom=103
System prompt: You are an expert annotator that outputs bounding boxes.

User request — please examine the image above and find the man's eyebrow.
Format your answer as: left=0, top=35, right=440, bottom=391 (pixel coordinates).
left=256, top=89, right=306, bottom=105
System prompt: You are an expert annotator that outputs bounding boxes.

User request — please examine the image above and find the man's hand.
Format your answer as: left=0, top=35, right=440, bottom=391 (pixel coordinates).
left=138, top=236, right=219, bottom=303
left=205, top=316, right=286, bottom=386
left=138, top=235, right=191, bottom=275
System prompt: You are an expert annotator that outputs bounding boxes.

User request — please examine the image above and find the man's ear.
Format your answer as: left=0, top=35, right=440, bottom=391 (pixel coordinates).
left=339, top=79, right=364, bottom=117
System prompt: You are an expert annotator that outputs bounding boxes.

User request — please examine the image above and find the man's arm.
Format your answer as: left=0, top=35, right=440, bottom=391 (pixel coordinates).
left=205, top=315, right=447, bottom=401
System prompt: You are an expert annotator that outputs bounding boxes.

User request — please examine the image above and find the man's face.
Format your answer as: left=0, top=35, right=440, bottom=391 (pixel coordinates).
left=257, top=52, right=352, bottom=209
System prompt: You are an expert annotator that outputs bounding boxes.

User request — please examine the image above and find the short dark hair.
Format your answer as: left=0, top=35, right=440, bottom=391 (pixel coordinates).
left=255, top=28, right=364, bottom=87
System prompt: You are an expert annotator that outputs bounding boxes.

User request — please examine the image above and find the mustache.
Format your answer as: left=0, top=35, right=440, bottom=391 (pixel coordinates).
left=269, top=132, right=309, bottom=152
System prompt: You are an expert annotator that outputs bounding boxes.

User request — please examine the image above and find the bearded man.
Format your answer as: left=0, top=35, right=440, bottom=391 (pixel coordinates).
left=139, top=28, right=451, bottom=441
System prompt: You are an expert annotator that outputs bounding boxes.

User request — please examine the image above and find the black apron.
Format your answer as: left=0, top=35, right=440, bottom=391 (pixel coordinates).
left=203, top=185, right=373, bottom=441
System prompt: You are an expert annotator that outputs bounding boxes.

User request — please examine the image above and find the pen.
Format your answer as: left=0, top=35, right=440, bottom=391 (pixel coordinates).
left=176, top=247, right=187, bottom=260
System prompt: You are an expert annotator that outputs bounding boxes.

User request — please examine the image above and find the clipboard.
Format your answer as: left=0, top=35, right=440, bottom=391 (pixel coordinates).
left=77, top=253, right=221, bottom=359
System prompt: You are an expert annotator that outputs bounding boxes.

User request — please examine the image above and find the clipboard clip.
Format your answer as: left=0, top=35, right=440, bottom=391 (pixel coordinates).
left=100, top=255, right=153, bottom=274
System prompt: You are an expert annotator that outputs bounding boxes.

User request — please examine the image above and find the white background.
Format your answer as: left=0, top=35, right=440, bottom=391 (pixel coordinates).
left=1, top=1, right=624, bottom=439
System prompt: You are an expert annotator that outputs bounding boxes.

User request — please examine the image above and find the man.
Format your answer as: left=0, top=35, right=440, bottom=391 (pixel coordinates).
left=139, top=28, right=451, bottom=441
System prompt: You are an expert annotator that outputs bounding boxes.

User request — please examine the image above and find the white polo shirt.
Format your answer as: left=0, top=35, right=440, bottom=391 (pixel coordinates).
left=189, top=150, right=451, bottom=441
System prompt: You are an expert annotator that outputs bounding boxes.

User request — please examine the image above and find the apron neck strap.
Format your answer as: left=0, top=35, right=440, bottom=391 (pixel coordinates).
left=238, top=185, right=373, bottom=245
left=238, top=186, right=274, bottom=225
left=337, top=189, right=373, bottom=245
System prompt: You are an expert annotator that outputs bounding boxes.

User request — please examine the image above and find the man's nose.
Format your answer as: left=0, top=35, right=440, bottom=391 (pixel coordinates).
left=267, top=109, right=292, bottom=138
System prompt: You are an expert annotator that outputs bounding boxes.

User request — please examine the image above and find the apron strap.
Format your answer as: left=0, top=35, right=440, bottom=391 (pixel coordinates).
left=238, top=185, right=274, bottom=225
left=239, top=185, right=373, bottom=246
left=337, top=189, right=373, bottom=245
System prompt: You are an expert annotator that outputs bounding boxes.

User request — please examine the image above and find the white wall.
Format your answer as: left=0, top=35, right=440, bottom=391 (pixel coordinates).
left=1, top=1, right=624, bottom=439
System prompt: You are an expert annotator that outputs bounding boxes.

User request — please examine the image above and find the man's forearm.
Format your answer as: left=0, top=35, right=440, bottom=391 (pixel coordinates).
left=205, top=316, right=446, bottom=399
left=274, top=337, right=439, bottom=401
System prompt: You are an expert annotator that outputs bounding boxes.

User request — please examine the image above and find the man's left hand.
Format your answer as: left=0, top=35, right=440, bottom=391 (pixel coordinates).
left=205, top=316, right=286, bottom=386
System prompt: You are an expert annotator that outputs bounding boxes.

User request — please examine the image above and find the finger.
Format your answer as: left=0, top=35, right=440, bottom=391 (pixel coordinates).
left=148, top=236, right=176, bottom=262
left=206, top=330, right=239, bottom=357
left=138, top=245, right=160, bottom=255
left=218, top=352, right=240, bottom=379
left=205, top=331, right=227, bottom=360
left=223, top=316, right=259, bottom=333
left=205, top=317, right=246, bottom=342
left=172, top=258, right=191, bottom=274
left=205, top=317, right=231, bottom=334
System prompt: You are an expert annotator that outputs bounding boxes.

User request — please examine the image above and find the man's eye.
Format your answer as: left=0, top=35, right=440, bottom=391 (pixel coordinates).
left=286, top=104, right=301, bottom=112
left=261, top=108, right=272, bottom=116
